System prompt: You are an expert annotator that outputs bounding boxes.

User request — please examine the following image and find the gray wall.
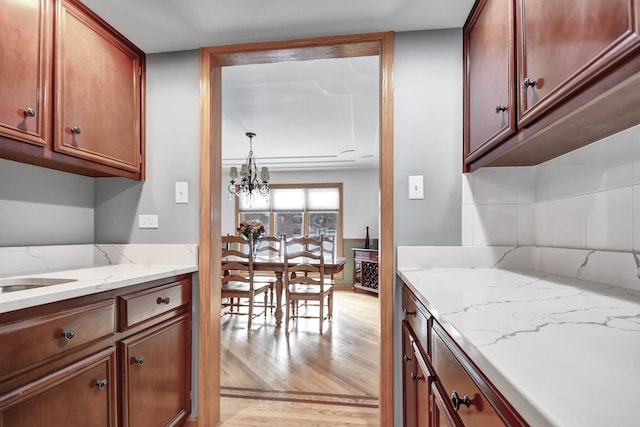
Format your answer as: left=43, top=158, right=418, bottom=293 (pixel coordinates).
left=1, top=50, right=201, bottom=247
left=393, top=29, right=463, bottom=427
left=0, top=158, right=94, bottom=246
left=94, top=50, right=200, bottom=244
left=393, top=29, right=463, bottom=246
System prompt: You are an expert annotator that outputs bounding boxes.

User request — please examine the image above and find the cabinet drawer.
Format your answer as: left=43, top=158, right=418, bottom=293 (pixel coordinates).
left=401, top=287, right=430, bottom=356
left=0, top=299, right=115, bottom=380
left=119, top=280, right=191, bottom=330
left=432, top=324, right=504, bottom=427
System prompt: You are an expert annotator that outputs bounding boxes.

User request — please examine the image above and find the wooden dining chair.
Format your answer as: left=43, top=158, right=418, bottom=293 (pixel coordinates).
left=284, top=235, right=333, bottom=334
left=221, top=235, right=270, bottom=329
left=296, top=234, right=336, bottom=312
left=254, top=235, right=283, bottom=313
left=320, top=235, right=336, bottom=275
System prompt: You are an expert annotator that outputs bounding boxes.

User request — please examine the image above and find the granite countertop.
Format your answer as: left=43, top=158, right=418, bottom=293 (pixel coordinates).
left=0, top=263, right=197, bottom=314
left=397, top=267, right=640, bottom=427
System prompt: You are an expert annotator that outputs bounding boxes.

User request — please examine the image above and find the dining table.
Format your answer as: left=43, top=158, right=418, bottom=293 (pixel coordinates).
left=224, top=254, right=346, bottom=327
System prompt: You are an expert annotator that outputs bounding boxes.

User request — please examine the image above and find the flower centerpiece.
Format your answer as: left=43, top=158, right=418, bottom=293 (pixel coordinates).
left=237, top=220, right=265, bottom=255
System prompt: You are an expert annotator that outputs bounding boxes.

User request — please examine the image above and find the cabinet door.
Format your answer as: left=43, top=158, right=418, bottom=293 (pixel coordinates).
left=464, top=0, right=516, bottom=162
left=517, top=0, right=640, bottom=127
left=413, top=344, right=432, bottom=427
left=0, top=347, right=117, bottom=427
left=402, top=323, right=418, bottom=427
left=120, top=314, right=191, bottom=427
left=431, top=382, right=462, bottom=427
left=55, top=0, right=143, bottom=173
left=0, top=0, right=51, bottom=147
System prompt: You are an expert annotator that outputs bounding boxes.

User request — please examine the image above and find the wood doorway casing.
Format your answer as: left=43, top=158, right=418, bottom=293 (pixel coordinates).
left=198, top=32, right=394, bottom=427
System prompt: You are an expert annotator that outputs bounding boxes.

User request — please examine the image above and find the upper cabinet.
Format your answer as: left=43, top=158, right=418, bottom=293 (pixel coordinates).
left=464, top=0, right=516, bottom=161
left=0, top=0, right=145, bottom=180
left=0, top=0, right=52, bottom=148
left=55, top=0, right=144, bottom=174
left=464, top=0, right=640, bottom=171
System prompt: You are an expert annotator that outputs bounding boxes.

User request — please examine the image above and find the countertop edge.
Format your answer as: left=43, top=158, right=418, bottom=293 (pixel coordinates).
left=0, top=264, right=198, bottom=314
left=397, top=269, right=552, bottom=427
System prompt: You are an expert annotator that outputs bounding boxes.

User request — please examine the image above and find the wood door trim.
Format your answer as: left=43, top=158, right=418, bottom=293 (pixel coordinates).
left=198, top=31, right=394, bottom=426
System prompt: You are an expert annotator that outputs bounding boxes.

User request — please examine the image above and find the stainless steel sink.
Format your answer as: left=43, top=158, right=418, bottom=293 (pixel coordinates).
left=0, top=278, right=77, bottom=293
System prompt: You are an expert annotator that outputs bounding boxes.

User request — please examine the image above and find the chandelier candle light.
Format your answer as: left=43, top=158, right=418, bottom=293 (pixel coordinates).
left=228, top=132, right=270, bottom=200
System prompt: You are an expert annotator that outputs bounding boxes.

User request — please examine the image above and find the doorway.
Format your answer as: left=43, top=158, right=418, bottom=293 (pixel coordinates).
left=198, top=32, right=394, bottom=426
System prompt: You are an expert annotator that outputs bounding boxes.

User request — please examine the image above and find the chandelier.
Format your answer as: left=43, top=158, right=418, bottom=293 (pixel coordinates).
left=228, top=132, right=270, bottom=199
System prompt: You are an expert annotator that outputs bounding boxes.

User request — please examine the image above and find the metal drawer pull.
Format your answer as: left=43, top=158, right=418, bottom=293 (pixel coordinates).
left=96, top=379, right=108, bottom=390
left=157, top=297, right=171, bottom=305
left=24, top=107, right=36, bottom=117
left=134, top=356, right=145, bottom=366
left=403, top=355, right=412, bottom=363
left=522, top=77, right=537, bottom=90
left=403, top=308, right=416, bottom=317
left=71, top=126, right=82, bottom=135
left=410, top=373, right=422, bottom=382
left=61, top=328, right=76, bottom=340
left=495, top=105, right=507, bottom=113
left=451, top=391, right=470, bottom=411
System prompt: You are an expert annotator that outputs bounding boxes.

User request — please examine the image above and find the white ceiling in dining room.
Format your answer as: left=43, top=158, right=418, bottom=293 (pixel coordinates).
left=222, top=56, right=380, bottom=171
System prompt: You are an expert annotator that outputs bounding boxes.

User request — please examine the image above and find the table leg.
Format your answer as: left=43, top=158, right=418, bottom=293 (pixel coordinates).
left=274, top=271, right=284, bottom=327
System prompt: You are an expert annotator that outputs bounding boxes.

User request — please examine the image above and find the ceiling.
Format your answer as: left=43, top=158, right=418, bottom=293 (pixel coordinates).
left=80, top=0, right=474, bottom=171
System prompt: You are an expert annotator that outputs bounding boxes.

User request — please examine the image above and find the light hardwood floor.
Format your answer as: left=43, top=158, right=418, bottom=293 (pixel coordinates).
left=219, top=290, right=380, bottom=426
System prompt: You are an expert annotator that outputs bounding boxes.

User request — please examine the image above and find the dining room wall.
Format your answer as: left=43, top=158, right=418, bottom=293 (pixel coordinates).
left=220, top=168, right=379, bottom=239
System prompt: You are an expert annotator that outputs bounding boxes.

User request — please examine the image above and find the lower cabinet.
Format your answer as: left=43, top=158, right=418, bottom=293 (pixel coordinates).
left=120, top=314, right=191, bottom=427
left=0, top=275, right=192, bottom=427
left=0, top=347, right=118, bottom=427
left=401, top=284, right=526, bottom=427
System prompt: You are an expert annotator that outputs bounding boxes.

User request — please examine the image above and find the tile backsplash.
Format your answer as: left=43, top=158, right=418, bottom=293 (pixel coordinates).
left=463, top=123, right=640, bottom=251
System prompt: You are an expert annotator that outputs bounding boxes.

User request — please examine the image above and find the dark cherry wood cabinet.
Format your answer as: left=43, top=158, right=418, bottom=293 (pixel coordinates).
left=464, top=0, right=516, bottom=161
left=0, top=275, right=192, bottom=427
left=402, top=322, right=419, bottom=427
left=464, top=0, right=640, bottom=171
left=0, top=347, right=118, bottom=427
left=431, top=381, right=462, bottom=427
left=401, top=283, right=526, bottom=427
left=402, top=287, right=434, bottom=427
left=120, top=315, right=191, bottom=427
left=55, top=0, right=144, bottom=175
left=516, top=0, right=640, bottom=127
left=0, top=0, right=52, bottom=149
left=0, top=0, right=145, bottom=180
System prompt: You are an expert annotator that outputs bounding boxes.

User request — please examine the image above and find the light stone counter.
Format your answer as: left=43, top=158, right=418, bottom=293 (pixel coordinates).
left=397, top=246, right=640, bottom=427
left=0, top=244, right=198, bottom=314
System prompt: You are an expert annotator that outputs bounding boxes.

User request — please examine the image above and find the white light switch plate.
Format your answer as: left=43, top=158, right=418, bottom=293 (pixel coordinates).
left=138, top=214, right=158, bottom=229
left=175, top=182, right=188, bottom=204
left=408, top=175, right=424, bottom=200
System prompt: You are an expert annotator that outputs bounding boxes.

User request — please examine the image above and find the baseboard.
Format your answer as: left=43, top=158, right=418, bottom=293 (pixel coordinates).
left=183, top=418, right=198, bottom=427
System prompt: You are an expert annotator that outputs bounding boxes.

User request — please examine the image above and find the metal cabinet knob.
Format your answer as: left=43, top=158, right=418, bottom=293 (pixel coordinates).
left=495, top=105, right=507, bottom=113
left=451, top=391, right=470, bottom=411
left=403, top=308, right=416, bottom=317
left=71, top=126, right=82, bottom=135
left=134, top=356, right=145, bottom=366
left=410, top=373, right=422, bottom=382
left=157, top=297, right=171, bottom=305
left=24, top=107, right=36, bottom=117
left=522, top=77, right=537, bottom=90
left=403, top=354, right=412, bottom=363
left=61, top=328, right=76, bottom=340
left=96, top=379, right=108, bottom=390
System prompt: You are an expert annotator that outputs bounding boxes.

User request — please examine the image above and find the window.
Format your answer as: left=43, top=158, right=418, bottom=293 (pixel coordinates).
left=237, top=183, right=342, bottom=258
